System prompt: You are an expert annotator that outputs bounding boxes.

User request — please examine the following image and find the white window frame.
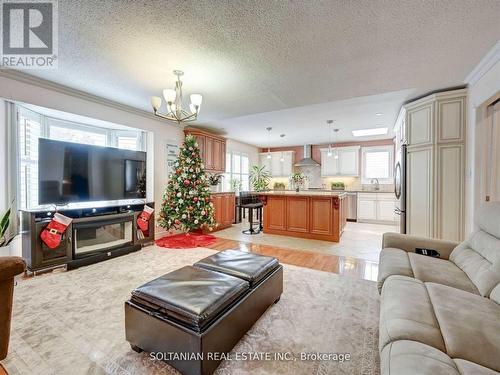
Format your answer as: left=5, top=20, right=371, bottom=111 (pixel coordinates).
left=224, top=151, right=250, bottom=192
left=15, top=104, right=147, bottom=209
left=361, top=145, right=394, bottom=184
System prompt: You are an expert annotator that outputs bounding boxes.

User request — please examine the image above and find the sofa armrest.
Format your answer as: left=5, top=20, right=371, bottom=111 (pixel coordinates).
left=0, top=257, right=26, bottom=282
left=382, top=233, right=459, bottom=260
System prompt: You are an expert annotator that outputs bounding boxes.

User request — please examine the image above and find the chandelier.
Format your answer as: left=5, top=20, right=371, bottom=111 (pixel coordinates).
left=150, top=70, right=202, bottom=124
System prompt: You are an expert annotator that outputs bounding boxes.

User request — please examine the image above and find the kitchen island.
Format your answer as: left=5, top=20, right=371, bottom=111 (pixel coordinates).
left=258, top=190, right=347, bottom=242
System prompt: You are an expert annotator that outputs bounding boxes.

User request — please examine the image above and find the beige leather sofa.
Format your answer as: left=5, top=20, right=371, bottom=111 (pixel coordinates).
left=377, top=202, right=500, bottom=375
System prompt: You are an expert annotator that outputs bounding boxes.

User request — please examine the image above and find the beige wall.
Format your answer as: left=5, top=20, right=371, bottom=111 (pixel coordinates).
left=226, top=138, right=259, bottom=167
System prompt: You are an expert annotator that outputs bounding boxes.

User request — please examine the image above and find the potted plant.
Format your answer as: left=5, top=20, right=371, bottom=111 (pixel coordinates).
left=290, top=172, right=307, bottom=192
left=249, top=165, right=270, bottom=191
left=229, top=178, right=242, bottom=193
left=208, top=174, right=223, bottom=192
left=273, top=182, right=286, bottom=190
left=0, top=205, right=13, bottom=250
left=331, top=181, right=346, bottom=190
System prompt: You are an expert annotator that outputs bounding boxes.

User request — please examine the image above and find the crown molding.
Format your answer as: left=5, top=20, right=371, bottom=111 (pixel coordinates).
left=465, top=40, right=500, bottom=86
left=0, top=69, right=164, bottom=122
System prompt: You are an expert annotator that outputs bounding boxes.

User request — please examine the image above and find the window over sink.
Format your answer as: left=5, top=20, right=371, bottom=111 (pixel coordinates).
left=361, top=145, right=394, bottom=184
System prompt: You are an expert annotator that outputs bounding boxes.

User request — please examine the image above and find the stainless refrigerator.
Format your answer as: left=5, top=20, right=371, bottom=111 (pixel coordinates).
left=394, top=144, right=407, bottom=233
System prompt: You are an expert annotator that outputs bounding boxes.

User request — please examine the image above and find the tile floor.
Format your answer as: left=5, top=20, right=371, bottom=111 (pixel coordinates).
left=214, top=220, right=398, bottom=263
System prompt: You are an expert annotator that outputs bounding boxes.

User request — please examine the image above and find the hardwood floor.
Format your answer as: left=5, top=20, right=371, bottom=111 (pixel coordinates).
left=207, top=237, right=379, bottom=281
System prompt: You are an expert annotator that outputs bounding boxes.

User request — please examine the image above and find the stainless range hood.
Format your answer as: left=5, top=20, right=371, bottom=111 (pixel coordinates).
left=294, top=145, right=320, bottom=167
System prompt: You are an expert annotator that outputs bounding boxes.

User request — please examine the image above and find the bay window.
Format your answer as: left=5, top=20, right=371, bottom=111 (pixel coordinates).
left=15, top=104, right=146, bottom=209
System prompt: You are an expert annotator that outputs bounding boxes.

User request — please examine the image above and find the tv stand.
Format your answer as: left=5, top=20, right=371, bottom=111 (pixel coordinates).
left=21, top=202, right=154, bottom=274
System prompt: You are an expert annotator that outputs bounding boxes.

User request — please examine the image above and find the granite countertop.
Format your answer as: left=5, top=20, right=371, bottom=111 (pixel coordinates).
left=259, top=190, right=346, bottom=197
left=345, top=190, right=395, bottom=194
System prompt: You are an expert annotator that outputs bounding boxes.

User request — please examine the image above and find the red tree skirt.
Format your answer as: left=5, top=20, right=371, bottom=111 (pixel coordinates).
left=155, top=232, right=217, bottom=249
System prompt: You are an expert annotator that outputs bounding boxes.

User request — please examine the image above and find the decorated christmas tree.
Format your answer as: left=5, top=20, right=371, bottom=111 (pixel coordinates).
left=158, top=134, right=216, bottom=233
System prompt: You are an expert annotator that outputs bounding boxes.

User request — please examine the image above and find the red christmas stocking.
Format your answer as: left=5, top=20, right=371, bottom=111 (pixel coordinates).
left=40, top=213, right=73, bottom=249
left=137, top=205, right=154, bottom=234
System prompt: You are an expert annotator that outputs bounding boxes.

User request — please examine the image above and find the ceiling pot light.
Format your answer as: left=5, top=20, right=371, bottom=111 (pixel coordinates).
left=150, top=70, right=202, bottom=124
left=352, top=127, right=388, bottom=137
left=376, top=112, right=383, bottom=116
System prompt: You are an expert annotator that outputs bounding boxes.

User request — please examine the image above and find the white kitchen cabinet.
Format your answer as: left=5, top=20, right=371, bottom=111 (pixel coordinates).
left=271, top=153, right=282, bottom=176
left=377, top=200, right=397, bottom=222
left=357, top=192, right=397, bottom=223
left=320, top=150, right=338, bottom=176
left=403, top=88, right=466, bottom=241
left=281, top=151, right=294, bottom=176
left=357, top=196, right=377, bottom=220
left=259, top=151, right=295, bottom=177
left=320, top=146, right=359, bottom=177
left=259, top=153, right=271, bottom=173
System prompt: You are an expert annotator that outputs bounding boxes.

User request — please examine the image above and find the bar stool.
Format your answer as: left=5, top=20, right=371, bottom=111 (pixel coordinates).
left=238, top=192, right=263, bottom=235
left=241, top=202, right=263, bottom=234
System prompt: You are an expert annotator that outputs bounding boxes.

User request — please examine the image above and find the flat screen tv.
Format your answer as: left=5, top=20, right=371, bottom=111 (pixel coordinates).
left=38, top=138, right=146, bottom=205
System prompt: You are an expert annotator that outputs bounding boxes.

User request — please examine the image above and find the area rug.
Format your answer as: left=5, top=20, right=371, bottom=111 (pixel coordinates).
left=155, top=233, right=217, bottom=249
left=1, top=246, right=380, bottom=375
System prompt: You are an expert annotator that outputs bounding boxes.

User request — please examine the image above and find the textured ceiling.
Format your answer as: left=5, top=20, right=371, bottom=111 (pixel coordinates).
left=16, top=0, right=500, bottom=146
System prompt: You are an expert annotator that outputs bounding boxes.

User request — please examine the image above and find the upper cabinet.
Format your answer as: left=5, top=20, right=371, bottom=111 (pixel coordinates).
left=407, top=102, right=434, bottom=147
left=259, top=151, right=295, bottom=177
left=184, top=128, right=226, bottom=173
left=320, top=146, right=360, bottom=177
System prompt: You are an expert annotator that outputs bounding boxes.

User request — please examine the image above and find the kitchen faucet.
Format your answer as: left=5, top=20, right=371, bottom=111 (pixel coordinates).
left=370, top=178, right=380, bottom=191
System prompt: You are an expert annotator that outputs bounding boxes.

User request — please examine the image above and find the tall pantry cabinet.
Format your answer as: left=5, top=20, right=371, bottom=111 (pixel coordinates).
left=397, top=89, right=466, bottom=242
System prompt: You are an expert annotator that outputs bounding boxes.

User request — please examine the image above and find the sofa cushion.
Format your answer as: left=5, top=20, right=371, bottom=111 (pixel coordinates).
left=380, top=340, right=459, bottom=375
left=377, top=248, right=414, bottom=293
left=474, top=201, right=500, bottom=239
left=426, top=283, right=500, bottom=372
left=450, top=229, right=500, bottom=297
left=490, top=283, right=500, bottom=305
left=453, top=359, right=500, bottom=375
left=408, top=253, right=479, bottom=295
left=379, top=276, right=445, bottom=351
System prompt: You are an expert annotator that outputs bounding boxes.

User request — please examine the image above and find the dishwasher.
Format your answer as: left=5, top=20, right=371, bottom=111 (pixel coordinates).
left=346, top=192, right=357, bottom=221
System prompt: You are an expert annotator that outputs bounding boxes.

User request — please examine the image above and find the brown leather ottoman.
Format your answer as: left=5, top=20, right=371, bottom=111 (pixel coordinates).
left=194, top=249, right=280, bottom=289
left=125, top=254, right=283, bottom=375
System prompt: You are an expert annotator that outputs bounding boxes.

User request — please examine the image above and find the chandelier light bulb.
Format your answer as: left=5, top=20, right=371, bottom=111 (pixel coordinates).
left=163, top=88, right=176, bottom=103
left=150, top=96, right=162, bottom=111
left=327, top=147, right=332, bottom=157
left=267, top=152, right=272, bottom=159
left=190, top=93, right=203, bottom=106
